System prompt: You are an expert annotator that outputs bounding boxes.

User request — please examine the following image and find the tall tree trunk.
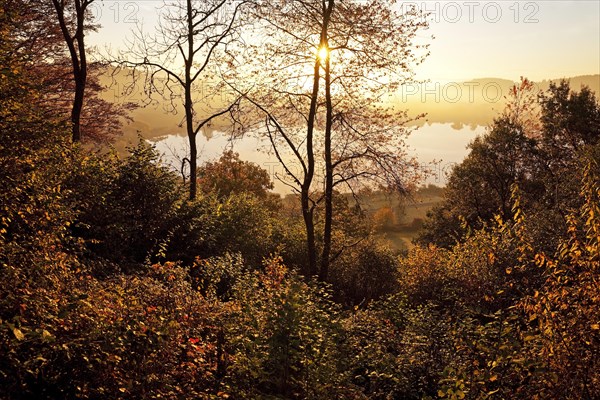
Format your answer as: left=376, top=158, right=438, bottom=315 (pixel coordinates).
left=302, top=54, right=320, bottom=276
left=301, top=193, right=317, bottom=276
left=51, top=0, right=90, bottom=143
left=301, top=20, right=328, bottom=276
left=185, top=0, right=197, bottom=200
left=188, top=123, right=197, bottom=200
left=301, top=0, right=334, bottom=278
left=320, top=33, right=333, bottom=282
left=72, top=0, right=87, bottom=142
left=71, top=72, right=84, bottom=142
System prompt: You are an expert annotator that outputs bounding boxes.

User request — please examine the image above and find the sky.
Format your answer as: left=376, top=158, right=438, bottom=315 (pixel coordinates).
left=414, top=1, right=600, bottom=82
left=89, top=0, right=600, bottom=83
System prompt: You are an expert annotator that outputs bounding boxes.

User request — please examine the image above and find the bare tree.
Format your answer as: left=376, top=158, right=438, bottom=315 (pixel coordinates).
left=50, top=0, right=95, bottom=142
left=120, top=0, right=248, bottom=199
left=238, top=0, right=429, bottom=279
left=40, top=0, right=133, bottom=144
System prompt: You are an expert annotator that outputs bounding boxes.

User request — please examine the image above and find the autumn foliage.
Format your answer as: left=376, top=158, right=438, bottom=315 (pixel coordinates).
left=1, top=0, right=600, bottom=397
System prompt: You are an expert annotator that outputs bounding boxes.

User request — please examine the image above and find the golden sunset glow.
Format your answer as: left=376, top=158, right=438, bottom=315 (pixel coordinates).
left=317, top=45, right=329, bottom=61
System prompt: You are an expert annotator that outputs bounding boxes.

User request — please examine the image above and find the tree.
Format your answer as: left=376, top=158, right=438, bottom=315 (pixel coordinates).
left=416, top=80, right=599, bottom=251
left=535, top=80, right=600, bottom=211
left=238, top=0, right=428, bottom=279
left=121, top=0, right=248, bottom=199
left=539, top=80, right=600, bottom=155
left=0, top=0, right=133, bottom=144
left=458, top=118, right=537, bottom=219
left=50, top=0, right=95, bottom=142
left=198, top=150, right=274, bottom=199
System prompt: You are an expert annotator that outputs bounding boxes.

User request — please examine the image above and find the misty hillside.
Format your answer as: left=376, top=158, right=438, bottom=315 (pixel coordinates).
left=105, top=73, right=600, bottom=153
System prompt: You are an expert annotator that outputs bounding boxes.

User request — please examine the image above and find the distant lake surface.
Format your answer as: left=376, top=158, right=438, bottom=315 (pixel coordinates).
left=151, top=123, right=485, bottom=193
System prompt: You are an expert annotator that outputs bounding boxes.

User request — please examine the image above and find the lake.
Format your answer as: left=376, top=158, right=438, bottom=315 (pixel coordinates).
left=150, top=122, right=485, bottom=193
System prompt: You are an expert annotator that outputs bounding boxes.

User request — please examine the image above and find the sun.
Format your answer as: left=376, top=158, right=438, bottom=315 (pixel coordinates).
left=317, top=46, right=329, bottom=61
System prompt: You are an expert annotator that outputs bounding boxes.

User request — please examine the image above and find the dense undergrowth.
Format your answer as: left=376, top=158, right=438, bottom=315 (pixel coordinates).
left=2, top=17, right=600, bottom=398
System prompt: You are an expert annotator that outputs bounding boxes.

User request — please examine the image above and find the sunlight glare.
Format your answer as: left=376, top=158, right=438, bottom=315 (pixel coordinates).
left=317, top=46, right=329, bottom=61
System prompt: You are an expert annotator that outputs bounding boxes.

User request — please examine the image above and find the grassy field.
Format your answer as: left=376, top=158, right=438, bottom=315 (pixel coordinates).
left=351, top=185, right=445, bottom=253
left=281, top=185, right=445, bottom=253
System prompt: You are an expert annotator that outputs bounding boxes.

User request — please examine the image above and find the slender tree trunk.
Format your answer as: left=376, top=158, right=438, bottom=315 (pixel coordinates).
left=301, top=193, right=317, bottom=276
left=302, top=39, right=324, bottom=277
left=72, top=0, right=87, bottom=142
left=306, top=0, right=333, bottom=278
left=320, top=34, right=333, bottom=282
left=71, top=72, right=85, bottom=142
left=188, top=127, right=197, bottom=199
left=302, top=55, right=319, bottom=275
left=51, top=0, right=90, bottom=143
left=185, top=0, right=197, bottom=200
left=185, top=79, right=197, bottom=199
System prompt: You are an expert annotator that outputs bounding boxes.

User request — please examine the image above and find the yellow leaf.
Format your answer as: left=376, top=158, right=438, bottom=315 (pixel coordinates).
left=529, top=314, right=538, bottom=322
left=12, top=327, right=25, bottom=341
left=591, top=324, right=600, bottom=330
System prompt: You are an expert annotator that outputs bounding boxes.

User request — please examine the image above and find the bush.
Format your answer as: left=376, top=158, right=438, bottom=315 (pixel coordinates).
left=167, top=191, right=280, bottom=268
left=329, top=239, right=399, bottom=306
left=340, top=295, right=454, bottom=399
left=1, top=261, right=228, bottom=398
left=221, top=256, right=345, bottom=399
left=66, top=140, right=183, bottom=269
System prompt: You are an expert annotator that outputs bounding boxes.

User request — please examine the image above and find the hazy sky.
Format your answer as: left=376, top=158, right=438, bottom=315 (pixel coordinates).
left=414, top=0, right=600, bottom=82
left=89, top=1, right=600, bottom=83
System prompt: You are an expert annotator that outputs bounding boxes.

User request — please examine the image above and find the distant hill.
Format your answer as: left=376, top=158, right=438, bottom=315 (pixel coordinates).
left=97, top=67, right=236, bottom=154
left=541, top=75, right=600, bottom=94
left=396, top=74, right=600, bottom=129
